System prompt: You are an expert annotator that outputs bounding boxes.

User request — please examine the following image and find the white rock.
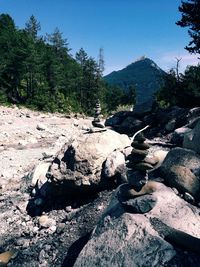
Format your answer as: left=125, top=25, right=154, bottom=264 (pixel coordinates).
left=31, top=162, right=50, bottom=188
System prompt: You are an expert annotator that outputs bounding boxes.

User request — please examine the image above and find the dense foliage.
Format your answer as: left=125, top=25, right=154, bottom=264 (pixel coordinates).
left=156, top=65, right=200, bottom=108
left=0, top=14, right=134, bottom=114
left=176, top=0, right=200, bottom=54
left=156, top=0, right=200, bottom=108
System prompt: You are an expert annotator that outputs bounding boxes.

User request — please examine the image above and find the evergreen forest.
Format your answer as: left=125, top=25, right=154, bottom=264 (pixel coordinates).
left=0, top=14, right=136, bottom=115
left=156, top=0, right=200, bottom=108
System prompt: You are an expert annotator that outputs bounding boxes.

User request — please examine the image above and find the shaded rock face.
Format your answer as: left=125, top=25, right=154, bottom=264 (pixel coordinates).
left=74, top=182, right=200, bottom=267
left=159, top=147, right=200, bottom=200
left=74, top=213, right=175, bottom=267
left=105, top=105, right=192, bottom=137
left=171, top=127, right=191, bottom=146
left=47, top=130, right=130, bottom=196
left=115, top=117, right=143, bottom=134
left=183, top=120, right=200, bottom=154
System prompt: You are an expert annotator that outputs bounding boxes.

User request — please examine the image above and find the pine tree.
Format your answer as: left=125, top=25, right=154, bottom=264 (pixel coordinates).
left=25, top=15, right=41, bottom=40
left=176, top=0, right=200, bottom=55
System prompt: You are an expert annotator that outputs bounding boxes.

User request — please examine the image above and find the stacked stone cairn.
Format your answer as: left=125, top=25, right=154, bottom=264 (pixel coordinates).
left=117, top=132, right=159, bottom=213
left=91, top=99, right=105, bottom=129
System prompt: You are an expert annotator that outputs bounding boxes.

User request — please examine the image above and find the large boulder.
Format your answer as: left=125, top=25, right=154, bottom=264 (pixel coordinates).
left=105, top=111, right=133, bottom=127
left=159, top=147, right=200, bottom=199
left=186, top=107, right=200, bottom=128
left=47, top=130, right=130, bottom=196
left=115, top=116, right=143, bottom=134
left=74, top=214, right=175, bottom=267
left=183, top=120, right=200, bottom=154
left=74, top=183, right=200, bottom=266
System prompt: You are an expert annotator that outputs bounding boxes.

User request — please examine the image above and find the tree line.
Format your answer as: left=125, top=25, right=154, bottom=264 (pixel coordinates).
left=156, top=0, right=200, bottom=108
left=0, top=14, right=136, bottom=114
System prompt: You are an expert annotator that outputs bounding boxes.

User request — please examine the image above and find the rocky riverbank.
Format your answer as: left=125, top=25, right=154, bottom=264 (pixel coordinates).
left=1, top=104, right=200, bottom=267
left=0, top=105, right=109, bottom=267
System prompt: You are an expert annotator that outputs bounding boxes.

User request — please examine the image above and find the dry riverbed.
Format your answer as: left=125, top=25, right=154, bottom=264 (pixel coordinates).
left=0, top=105, right=113, bottom=267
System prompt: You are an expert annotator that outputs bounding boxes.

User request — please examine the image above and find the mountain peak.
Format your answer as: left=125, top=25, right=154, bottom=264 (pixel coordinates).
left=104, top=57, right=166, bottom=105
left=134, top=55, right=147, bottom=62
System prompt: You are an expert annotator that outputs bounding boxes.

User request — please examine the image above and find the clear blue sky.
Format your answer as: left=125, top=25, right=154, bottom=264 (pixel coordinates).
left=0, top=0, right=199, bottom=74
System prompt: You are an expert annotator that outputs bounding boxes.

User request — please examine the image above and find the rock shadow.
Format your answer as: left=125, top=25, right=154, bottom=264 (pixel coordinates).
left=61, top=232, right=91, bottom=267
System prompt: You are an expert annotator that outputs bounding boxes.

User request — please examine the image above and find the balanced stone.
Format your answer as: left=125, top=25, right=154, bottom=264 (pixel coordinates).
left=92, top=99, right=105, bottom=129
left=131, top=141, right=150, bottom=150
left=131, top=148, right=148, bottom=158
left=117, top=130, right=154, bottom=204
left=134, top=132, right=146, bottom=142
left=134, top=162, right=154, bottom=171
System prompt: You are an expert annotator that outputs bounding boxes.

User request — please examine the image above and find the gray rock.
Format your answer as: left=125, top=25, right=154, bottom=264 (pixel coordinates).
left=121, top=146, right=132, bottom=158
left=183, top=120, right=200, bottom=154
left=47, top=130, right=130, bottom=195
left=36, top=123, right=47, bottom=131
left=160, top=147, right=200, bottom=199
left=165, top=119, right=176, bottom=132
left=74, top=213, right=175, bottom=267
left=105, top=115, right=123, bottom=127
left=116, top=116, right=143, bottom=134
left=103, top=150, right=126, bottom=178
left=152, top=150, right=168, bottom=168
left=187, top=107, right=200, bottom=122
left=74, top=182, right=200, bottom=267
left=92, top=121, right=105, bottom=128
left=127, top=169, right=147, bottom=187
left=38, top=215, right=56, bottom=228
left=171, top=127, right=191, bottom=145
left=184, top=192, right=195, bottom=204
left=120, top=194, right=158, bottom=214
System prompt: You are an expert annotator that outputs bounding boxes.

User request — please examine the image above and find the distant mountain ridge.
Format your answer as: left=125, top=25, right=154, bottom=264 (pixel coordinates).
left=104, top=57, right=166, bottom=104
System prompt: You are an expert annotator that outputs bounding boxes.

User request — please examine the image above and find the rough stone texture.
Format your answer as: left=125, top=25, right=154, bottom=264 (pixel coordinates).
left=183, top=120, right=200, bottom=154
left=186, top=107, right=200, bottom=128
left=165, top=119, right=176, bottom=132
left=162, top=165, right=200, bottom=199
left=171, top=127, right=191, bottom=145
left=159, top=147, right=200, bottom=199
left=120, top=194, right=158, bottom=214
left=47, top=130, right=130, bottom=195
left=103, top=150, right=126, bottom=178
left=74, top=213, right=175, bottom=267
left=74, top=183, right=200, bottom=267
left=152, top=150, right=168, bottom=168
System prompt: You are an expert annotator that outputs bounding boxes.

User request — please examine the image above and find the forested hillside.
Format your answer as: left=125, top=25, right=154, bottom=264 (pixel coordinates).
left=0, top=14, right=135, bottom=114
left=104, top=57, right=166, bottom=104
